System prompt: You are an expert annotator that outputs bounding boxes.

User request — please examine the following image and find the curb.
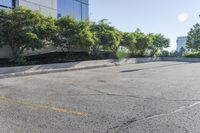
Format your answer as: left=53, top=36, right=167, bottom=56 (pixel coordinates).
left=0, top=62, right=122, bottom=79
left=1, top=57, right=200, bottom=79
left=0, top=57, right=166, bottom=79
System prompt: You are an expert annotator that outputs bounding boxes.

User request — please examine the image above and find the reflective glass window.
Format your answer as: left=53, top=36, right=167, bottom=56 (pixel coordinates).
left=73, top=0, right=81, bottom=20
left=0, top=0, right=13, bottom=8
left=57, top=0, right=74, bottom=18
left=82, top=3, right=88, bottom=19
left=82, top=0, right=88, bottom=4
left=57, top=0, right=89, bottom=20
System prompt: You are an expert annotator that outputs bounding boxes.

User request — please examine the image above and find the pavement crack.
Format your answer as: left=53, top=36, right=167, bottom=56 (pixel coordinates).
left=116, top=118, right=138, bottom=133
left=163, top=99, right=200, bottom=102
left=107, top=101, right=200, bottom=133
left=86, top=87, right=148, bottom=99
left=91, top=89, right=110, bottom=95
left=87, top=87, right=200, bottom=103
left=106, top=117, right=139, bottom=133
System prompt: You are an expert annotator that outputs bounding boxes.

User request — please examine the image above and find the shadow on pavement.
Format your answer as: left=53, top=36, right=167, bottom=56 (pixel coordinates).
left=121, top=69, right=142, bottom=73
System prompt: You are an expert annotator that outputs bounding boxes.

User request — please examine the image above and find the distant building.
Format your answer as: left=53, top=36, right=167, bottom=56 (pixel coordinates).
left=176, top=36, right=187, bottom=52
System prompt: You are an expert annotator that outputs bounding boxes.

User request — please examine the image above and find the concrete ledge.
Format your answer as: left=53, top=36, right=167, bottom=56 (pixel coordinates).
left=0, top=57, right=199, bottom=79
left=160, top=57, right=200, bottom=62
left=0, top=57, right=162, bottom=79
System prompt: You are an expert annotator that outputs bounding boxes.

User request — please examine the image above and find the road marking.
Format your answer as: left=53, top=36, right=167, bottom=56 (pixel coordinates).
left=0, top=96, right=89, bottom=117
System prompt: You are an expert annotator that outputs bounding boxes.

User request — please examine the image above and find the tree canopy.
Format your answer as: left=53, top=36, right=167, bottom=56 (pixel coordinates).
left=148, top=33, right=170, bottom=56
left=186, top=23, right=200, bottom=50
left=0, top=7, right=171, bottom=63
left=121, top=32, right=137, bottom=56
left=92, top=19, right=122, bottom=55
left=0, top=7, right=56, bottom=56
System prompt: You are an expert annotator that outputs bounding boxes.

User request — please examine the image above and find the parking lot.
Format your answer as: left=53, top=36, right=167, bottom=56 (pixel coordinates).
left=1, top=61, right=200, bottom=133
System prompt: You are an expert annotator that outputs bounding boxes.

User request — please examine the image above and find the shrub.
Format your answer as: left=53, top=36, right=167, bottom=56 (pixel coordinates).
left=8, top=54, right=27, bottom=65
left=156, top=50, right=169, bottom=57
left=184, top=51, right=200, bottom=58
left=116, top=46, right=130, bottom=59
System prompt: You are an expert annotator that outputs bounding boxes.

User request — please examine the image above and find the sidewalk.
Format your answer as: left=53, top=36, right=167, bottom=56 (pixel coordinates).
left=0, top=58, right=161, bottom=78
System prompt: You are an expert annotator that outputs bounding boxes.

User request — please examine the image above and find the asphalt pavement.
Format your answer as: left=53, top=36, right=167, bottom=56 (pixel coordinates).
left=0, top=61, right=200, bottom=133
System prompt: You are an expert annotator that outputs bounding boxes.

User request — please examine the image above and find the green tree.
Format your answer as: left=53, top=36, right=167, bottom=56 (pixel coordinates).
left=186, top=23, right=200, bottom=50
left=54, top=16, right=79, bottom=51
left=148, top=33, right=170, bottom=56
left=76, top=20, right=97, bottom=51
left=92, top=19, right=122, bottom=55
left=0, top=7, right=56, bottom=56
left=54, top=16, right=96, bottom=52
left=133, top=30, right=153, bottom=56
left=120, top=32, right=136, bottom=56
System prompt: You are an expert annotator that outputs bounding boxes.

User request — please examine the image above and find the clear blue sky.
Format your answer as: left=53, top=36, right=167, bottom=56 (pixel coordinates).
left=89, top=0, right=200, bottom=51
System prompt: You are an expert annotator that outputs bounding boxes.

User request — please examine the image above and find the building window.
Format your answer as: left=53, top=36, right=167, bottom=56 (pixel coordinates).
left=73, top=0, right=81, bottom=20
left=57, top=0, right=73, bottom=18
left=82, top=3, right=89, bottom=19
left=0, top=0, right=15, bottom=9
left=82, top=0, right=88, bottom=4
left=57, top=0, right=89, bottom=20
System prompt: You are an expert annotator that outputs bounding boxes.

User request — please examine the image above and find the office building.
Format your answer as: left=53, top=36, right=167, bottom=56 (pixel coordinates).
left=0, top=0, right=89, bottom=19
left=176, top=36, right=187, bottom=52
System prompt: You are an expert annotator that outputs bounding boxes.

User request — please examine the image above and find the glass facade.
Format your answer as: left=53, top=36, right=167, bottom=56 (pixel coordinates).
left=0, top=0, right=14, bottom=9
left=0, top=0, right=89, bottom=20
left=176, top=36, right=187, bottom=52
left=57, top=0, right=89, bottom=20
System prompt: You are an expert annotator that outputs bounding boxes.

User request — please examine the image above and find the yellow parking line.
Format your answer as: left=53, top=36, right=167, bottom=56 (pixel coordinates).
left=0, top=96, right=89, bottom=117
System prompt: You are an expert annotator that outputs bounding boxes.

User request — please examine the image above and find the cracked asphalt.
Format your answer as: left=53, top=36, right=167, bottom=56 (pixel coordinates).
left=0, top=61, right=200, bottom=133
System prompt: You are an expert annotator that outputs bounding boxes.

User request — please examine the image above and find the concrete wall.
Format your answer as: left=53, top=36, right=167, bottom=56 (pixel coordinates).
left=23, top=45, right=88, bottom=56
left=18, top=0, right=57, bottom=18
left=0, top=46, right=13, bottom=58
